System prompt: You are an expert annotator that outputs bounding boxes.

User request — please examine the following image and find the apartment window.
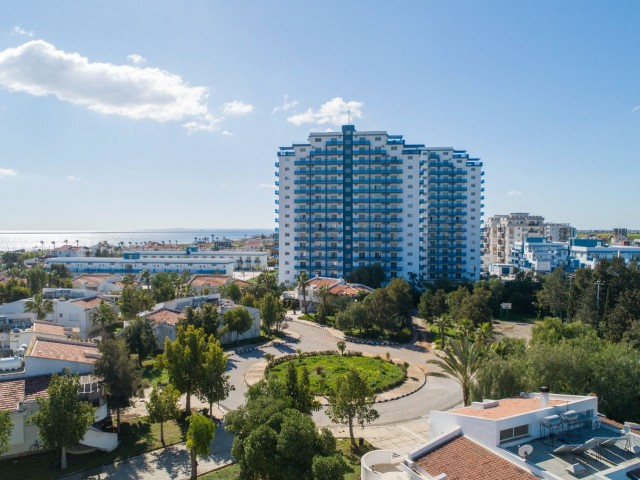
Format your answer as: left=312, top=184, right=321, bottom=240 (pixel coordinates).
left=375, top=136, right=381, bottom=141
left=315, top=138, right=321, bottom=142
left=391, top=146, right=397, bottom=150
left=499, top=425, right=529, bottom=443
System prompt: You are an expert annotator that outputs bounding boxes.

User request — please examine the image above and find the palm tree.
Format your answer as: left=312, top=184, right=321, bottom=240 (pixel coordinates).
left=51, top=241, right=56, bottom=251
left=24, top=294, right=55, bottom=320
left=91, top=300, right=116, bottom=337
left=75, top=240, right=80, bottom=248
left=427, top=335, right=486, bottom=406
left=432, top=315, right=452, bottom=349
left=40, top=240, right=44, bottom=252
left=140, top=269, right=151, bottom=289
left=456, top=318, right=475, bottom=338
left=64, top=239, right=69, bottom=246
left=475, top=322, right=494, bottom=345
left=297, top=271, right=309, bottom=314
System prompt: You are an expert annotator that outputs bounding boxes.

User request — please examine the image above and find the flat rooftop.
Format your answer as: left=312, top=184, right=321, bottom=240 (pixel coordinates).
left=505, top=423, right=640, bottom=479
left=454, top=398, right=569, bottom=420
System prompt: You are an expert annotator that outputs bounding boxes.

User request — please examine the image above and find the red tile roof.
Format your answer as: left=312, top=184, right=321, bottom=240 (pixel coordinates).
left=415, top=435, right=537, bottom=480
left=306, top=278, right=340, bottom=289
left=72, top=275, right=111, bottom=287
left=28, top=338, right=100, bottom=364
left=147, top=309, right=185, bottom=326
left=32, top=321, right=69, bottom=337
left=454, top=398, right=567, bottom=420
left=189, top=275, right=230, bottom=288
left=328, top=284, right=370, bottom=296
left=71, top=297, right=107, bottom=310
left=0, top=375, right=51, bottom=411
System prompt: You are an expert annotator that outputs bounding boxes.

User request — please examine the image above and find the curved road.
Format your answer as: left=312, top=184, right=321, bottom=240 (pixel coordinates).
left=221, top=314, right=462, bottom=427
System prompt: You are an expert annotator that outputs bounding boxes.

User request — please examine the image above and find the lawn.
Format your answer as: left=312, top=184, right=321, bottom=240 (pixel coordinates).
left=268, top=354, right=406, bottom=395
left=1, top=416, right=185, bottom=480
left=199, top=439, right=373, bottom=479
left=141, top=357, right=169, bottom=387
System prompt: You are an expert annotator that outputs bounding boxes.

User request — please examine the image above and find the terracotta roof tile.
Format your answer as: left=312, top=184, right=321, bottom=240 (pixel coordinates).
left=29, top=338, right=100, bottom=364
left=189, top=275, right=230, bottom=288
left=328, top=284, right=370, bottom=296
left=147, top=309, right=185, bottom=326
left=70, top=297, right=107, bottom=310
left=415, top=435, right=537, bottom=480
left=72, top=275, right=111, bottom=287
left=306, top=278, right=340, bottom=288
left=454, top=398, right=567, bottom=420
left=0, top=375, right=51, bottom=411
left=32, top=321, right=69, bottom=337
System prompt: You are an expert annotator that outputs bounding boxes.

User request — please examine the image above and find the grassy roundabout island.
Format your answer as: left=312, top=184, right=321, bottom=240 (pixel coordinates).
left=267, top=352, right=407, bottom=395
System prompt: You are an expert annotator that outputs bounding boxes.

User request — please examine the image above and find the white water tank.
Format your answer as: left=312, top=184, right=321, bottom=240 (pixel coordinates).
left=0, top=356, right=22, bottom=372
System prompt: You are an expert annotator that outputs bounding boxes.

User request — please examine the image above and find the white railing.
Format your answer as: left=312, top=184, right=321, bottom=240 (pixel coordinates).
left=361, top=450, right=405, bottom=480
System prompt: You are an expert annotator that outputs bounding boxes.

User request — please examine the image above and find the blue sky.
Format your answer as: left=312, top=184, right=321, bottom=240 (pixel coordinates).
left=1, top=1, right=638, bottom=231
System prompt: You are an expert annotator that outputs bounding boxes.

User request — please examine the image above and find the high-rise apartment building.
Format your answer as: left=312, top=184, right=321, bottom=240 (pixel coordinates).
left=482, top=213, right=575, bottom=269
left=275, top=125, right=484, bottom=286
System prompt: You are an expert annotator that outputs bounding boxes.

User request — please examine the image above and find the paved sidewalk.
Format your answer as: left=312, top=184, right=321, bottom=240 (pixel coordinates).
left=61, top=423, right=234, bottom=480
left=327, top=418, right=431, bottom=455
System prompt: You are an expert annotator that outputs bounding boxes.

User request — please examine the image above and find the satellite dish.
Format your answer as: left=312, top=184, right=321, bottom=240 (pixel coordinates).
left=518, top=444, right=534, bottom=459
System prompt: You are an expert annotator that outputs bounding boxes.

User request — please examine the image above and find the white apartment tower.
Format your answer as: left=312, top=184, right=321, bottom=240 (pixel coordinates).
left=275, top=125, right=484, bottom=286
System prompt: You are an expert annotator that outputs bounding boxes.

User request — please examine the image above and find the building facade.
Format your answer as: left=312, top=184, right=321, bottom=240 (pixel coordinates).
left=276, top=125, right=484, bottom=285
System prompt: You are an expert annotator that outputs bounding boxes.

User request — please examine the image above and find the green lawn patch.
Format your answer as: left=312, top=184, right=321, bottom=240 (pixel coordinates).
left=268, top=353, right=406, bottom=395
left=141, top=358, right=169, bottom=387
left=198, top=439, right=373, bottom=479
left=0, top=416, right=185, bottom=480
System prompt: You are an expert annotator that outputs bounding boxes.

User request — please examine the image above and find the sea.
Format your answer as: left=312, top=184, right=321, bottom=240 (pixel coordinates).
left=0, top=229, right=274, bottom=253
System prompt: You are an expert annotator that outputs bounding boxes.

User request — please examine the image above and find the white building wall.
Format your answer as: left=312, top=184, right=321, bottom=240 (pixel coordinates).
left=23, top=357, right=95, bottom=377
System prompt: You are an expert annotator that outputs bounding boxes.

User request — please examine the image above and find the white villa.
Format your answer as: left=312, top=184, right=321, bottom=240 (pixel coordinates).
left=362, top=389, right=640, bottom=479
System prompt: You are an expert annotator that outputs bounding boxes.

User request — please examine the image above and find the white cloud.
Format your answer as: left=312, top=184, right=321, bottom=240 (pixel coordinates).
left=0, top=168, right=17, bottom=178
left=632, top=105, right=640, bottom=113
left=508, top=190, right=524, bottom=196
left=223, top=100, right=254, bottom=116
left=13, top=26, right=33, bottom=38
left=220, top=184, right=227, bottom=188
left=287, top=97, right=363, bottom=126
left=127, top=53, right=146, bottom=64
left=0, top=40, right=218, bottom=132
left=221, top=130, right=233, bottom=136
left=272, top=94, right=299, bottom=113
left=258, top=183, right=276, bottom=189
left=67, top=175, right=79, bottom=181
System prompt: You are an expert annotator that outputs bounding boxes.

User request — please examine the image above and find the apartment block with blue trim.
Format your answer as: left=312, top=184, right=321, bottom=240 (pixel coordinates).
left=275, top=125, right=484, bottom=286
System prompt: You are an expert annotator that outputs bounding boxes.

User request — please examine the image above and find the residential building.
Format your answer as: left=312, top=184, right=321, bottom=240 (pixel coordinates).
left=483, top=213, right=575, bottom=270
left=569, top=239, right=640, bottom=270
left=294, top=276, right=373, bottom=312
left=0, top=321, right=78, bottom=351
left=44, top=247, right=268, bottom=275
left=362, top=390, right=640, bottom=479
left=276, top=125, right=484, bottom=286
left=142, top=294, right=261, bottom=348
left=188, top=274, right=232, bottom=294
left=510, top=238, right=571, bottom=274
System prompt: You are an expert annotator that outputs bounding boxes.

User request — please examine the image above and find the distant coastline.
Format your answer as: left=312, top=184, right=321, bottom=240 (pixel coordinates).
left=0, top=229, right=274, bottom=252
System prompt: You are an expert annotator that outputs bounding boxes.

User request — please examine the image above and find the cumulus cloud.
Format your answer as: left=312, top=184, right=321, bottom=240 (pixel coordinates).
left=287, top=97, right=363, bottom=126
left=272, top=94, right=299, bottom=113
left=13, top=26, right=33, bottom=38
left=508, top=190, right=524, bottom=196
left=127, top=53, right=146, bottom=64
left=223, top=100, right=254, bottom=116
left=258, top=183, right=277, bottom=189
left=221, top=130, right=233, bottom=136
left=0, top=168, right=17, bottom=178
left=0, top=40, right=218, bottom=132
left=67, top=175, right=79, bottom=181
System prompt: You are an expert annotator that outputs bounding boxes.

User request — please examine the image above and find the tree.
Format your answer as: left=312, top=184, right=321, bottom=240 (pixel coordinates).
left=0, top=410, right=12, bottom=455
left=146, top=384, right=180, bottom=446
left=91, top=300, right=116, bottom=337
left=336, top=340, right=346, bottom=356
left=284, top=363, right=320, bottom=415
left=28, top=372, right=95, bottom=470
left=312, top=454, right=350, bottom=480
left=223, top=307, right=253, bottom=345
left=297, top=271, right=310, bottom=314
left=427, top=335, right=486, bottom=406
left=335, top=301, right=371, bottom=333
left=386, top=277, right=413, bottom=323
left=23, top=293, right=54, bottom=320
left=94, top=338, right=139, bottom=433
left=326, top=368, right=379, bottom=447
left=602, top=289, right=640, bottom=342
left=224, top=282, right=242, bottom=303
left=259, top=292, right=285, bottom=336
left=124, top=317, right=157, bottom=366
left=186, top=413, right=216, bottom=480
left=160, top=325, right=205, bottom=413
left=197, top=337, right=233, bottom=416
left=140, top=269, right=151, bottom=289
left=432, top=315, right=452, bottom=349
left=461, top=287, right=493, bottom=326
left=345, top=265, right=385, bottom=289
left=537, top=267, right=569, bottom=318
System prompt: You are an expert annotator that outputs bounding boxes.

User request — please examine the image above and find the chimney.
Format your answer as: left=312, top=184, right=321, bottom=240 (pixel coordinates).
left=540, top=386, right=550, bottom=408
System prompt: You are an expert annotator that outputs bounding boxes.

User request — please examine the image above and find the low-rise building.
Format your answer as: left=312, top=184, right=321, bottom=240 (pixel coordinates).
left=510, top=238, right=570, bottom=274
left=0, top=321, right=78, bottom=352
left=188, top=275, right=232, bottom=294
left=362, top=390, right=640, bottom=479
left=296, top=276, right=373, bottom=311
